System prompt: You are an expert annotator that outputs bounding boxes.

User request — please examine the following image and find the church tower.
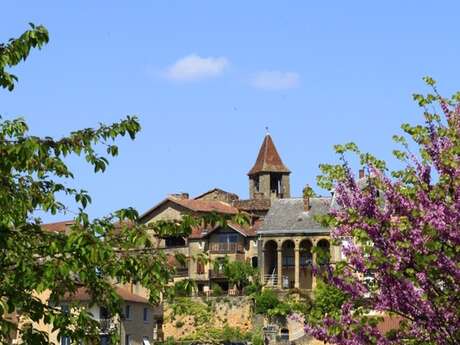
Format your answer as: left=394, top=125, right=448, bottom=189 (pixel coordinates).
left=248, top=133, right=291, bottom=200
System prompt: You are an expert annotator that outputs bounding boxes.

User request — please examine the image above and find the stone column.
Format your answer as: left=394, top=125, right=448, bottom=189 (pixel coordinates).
left=277, top=248, right=283, bottom=289
left=294, top=246, right=300, bottom=289
left=281, top=174, right=291, bottom=198
left=260, top=243, right=266, bottom=286
left=312, top=239, right=318, bottom=290
left=259, top=173, right=271, bottom=199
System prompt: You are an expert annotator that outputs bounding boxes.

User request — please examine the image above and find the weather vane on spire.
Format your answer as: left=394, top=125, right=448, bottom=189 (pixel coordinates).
left=265, top=126, right=270, bottom=136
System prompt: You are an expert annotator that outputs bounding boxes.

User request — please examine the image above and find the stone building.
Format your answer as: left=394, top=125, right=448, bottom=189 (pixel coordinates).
left=247, top=133, right=291, bottom=200
left=258, top=197, right=339, bottom=290
left=33, top=133, right=338, bottom=344
left=137, top=132, right=338, bottom=294
left=60, top=287, right=162, bottom=345
left=249, top=137, right=338, bottom=292
left=13, top=221, right=163, bottom=345
left=138, top=193, right=259, bottom=293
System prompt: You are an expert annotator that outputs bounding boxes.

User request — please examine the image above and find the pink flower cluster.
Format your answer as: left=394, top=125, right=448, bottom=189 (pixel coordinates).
left=306, top=93, right=460, bottom=344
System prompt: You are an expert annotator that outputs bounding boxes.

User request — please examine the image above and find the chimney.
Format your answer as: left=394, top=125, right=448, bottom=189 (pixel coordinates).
left=302, top=185, right=313, bottom=212
left=169, top=192, right=189, bottom=199
left=359, top=169, right=365, bottom=179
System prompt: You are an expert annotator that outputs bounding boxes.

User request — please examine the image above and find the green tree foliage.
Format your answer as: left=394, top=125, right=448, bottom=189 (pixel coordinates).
left=254, top=289, right=280, bottom=315
left=168, top=297, right=211, bottom=326
left=0, top=23, right=49, bottom=91
left=0, top=25, right=195, bottom=344
left=218, top=259, right=257, bottom=290
left=307, top=280, right=347, bottom=324
left=182, top=325, right=253, bottom=345
left=214, top=256, right=258, bottom=291
left=254, top=289, right=310, bottom=320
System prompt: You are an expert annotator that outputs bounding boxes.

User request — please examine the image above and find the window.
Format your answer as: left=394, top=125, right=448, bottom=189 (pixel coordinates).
left=218, top=233, right=238, bottom=243
left=300, top=253, right=312, bottom=266
left=143, top=337, right=151, bottom=345
left=125, top=334, right=131, bottom=345
left=279, top=328, right=289, bottom=341
left=99, top=306, right=109, bottom=319
left=124, top=304, right=131, bottom=320
left=61, top=304, right=69, bottom=315
left=251, top=256, right=258, bottom=268
left=215, top=257, right=226, bottom=272
left=101, top=335, right=110, bottom=345
left=282, top=255, right=294, bottom=267
left=197, top=261, right=205, bottom=274
left=61, top=336, right=71, bottom=345
left=143, top=307, right=149, bottom=323
left=165, top=236, right=186, bottom=247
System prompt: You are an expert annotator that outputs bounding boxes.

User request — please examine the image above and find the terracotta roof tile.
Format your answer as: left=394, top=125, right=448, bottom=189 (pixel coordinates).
left=41, top=220, right=74, bottom=233
left=252, top=219, right=263, bottom=232
left=189, top=225, right=207, bottom=239
left=233, top=198, right=271, bottom=211
left=63, top=286, right=149, bottom=304
left=169, top=197, right=238, bottom=214
left=248, top=134, right=290, bottom=175
left=140, top=197, right=238, bottom=222
left=189, top=222, right=256, bottom=239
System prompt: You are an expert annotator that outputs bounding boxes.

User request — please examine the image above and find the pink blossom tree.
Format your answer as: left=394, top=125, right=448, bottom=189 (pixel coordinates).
left=307, top=78, right=460, bottom=345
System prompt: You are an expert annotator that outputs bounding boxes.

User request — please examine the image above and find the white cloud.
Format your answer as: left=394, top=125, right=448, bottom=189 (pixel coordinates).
left=165, top=54, right=229, bottom=81
left=251, top=70, right=300, bottom=90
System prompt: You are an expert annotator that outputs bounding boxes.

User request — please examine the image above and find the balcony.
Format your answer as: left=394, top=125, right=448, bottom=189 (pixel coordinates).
left=263, top=274, right=289, bottom=288
left=190, top=272, right=208, bottom=281
left=209, top=269, right=227, bottom=279
left=173, top=267, right=189, bottom=277
left=209, top=242, right=244, bottom=254
left=99, top=318, right=116, bottom=334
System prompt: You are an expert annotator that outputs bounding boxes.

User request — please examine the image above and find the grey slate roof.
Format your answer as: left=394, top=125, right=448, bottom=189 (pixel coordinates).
left=258, top=197, right=332, bottom=235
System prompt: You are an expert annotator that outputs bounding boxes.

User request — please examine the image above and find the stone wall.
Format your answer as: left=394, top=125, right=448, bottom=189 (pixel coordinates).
left=163, top=296, right=253, bottom=340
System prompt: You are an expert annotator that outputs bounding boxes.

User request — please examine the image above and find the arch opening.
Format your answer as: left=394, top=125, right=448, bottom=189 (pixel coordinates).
left=281, top=240, right=295, bottom=289
left=264, top=240, right=278, bottom=287
left=299, top=239, right=313, bottom=289
left=317, top=239, right=331, bottom=265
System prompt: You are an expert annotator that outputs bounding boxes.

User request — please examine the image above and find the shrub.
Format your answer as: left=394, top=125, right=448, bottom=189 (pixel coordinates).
left=243, top=281, right=262, bottom=296
left=250, top=329, right=264, bottom=345
left=211, top=283, right=224, bottom=296
left=254, top=289, right=280, bottom=315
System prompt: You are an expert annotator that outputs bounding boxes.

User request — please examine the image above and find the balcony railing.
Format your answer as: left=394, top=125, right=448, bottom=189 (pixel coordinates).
left=99, top=318, right=116, bottom=334
left=173, top=267, right=189, bottom=277
left=209, top=269, right=227, bottom=279
left=263, top=274, right=289, bottom=288
left=209, top=242, right=244, bottom=254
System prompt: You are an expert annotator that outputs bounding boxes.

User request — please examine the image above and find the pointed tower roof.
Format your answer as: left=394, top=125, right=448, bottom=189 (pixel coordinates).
left=248, top=134, right=290, bottom=176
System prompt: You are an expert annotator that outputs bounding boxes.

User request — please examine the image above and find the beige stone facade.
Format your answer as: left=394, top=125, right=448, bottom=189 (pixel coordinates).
left=13, top=287, right=161, bottom=345
left=32, top=133, right=337, bottom=344
left=136, top=133, right=338, bottom=297
left=259, top=235, right=340, bottom=291
left=139, top=196, right=259, bottom=292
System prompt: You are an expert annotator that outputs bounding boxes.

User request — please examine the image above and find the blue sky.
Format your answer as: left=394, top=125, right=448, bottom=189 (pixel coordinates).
left=2, top=1, right=460, bottom=222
